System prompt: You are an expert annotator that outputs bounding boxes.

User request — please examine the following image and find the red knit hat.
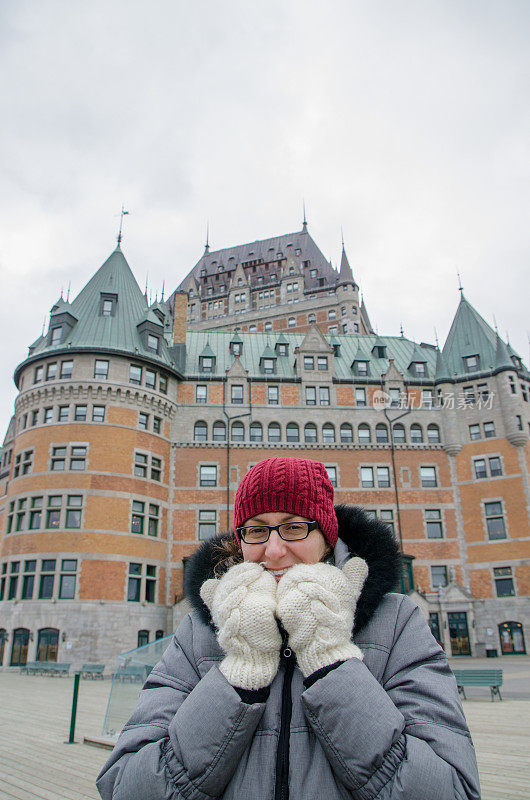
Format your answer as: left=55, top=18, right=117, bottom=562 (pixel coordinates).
left=234, top=457, right=338, bottom=547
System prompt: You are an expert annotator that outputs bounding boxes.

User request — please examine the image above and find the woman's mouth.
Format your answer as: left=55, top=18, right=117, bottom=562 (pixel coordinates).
left=267, top=568, right=290, bottom=581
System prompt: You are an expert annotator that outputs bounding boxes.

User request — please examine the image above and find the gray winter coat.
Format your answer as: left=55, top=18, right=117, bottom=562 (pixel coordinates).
left=97, top=506, right=481, bottom=800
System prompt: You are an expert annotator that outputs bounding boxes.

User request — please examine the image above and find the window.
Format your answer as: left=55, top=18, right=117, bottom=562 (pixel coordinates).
left=8, top=562, right=20, bottom=599
left=268, top=422, right=281, bottom=442
left=145, top=369, right=156, bottom=389
left=328, top=326, right=338, bottom=334
left=328, top=310, right=336, bottom=320
left=65, top=495, right=82, bottom=528
left=231, top=421, right=245, bottom=442
left=34, top=366, right=44, bottom=383
left=426, top=510, right=443, bottom=539
left=358, top=424, right=371, bottom=444
left=212, top=421, right=226, bottom=442
left=427, top=424, right=440, bottom=444
left=484, top=501, right=506, bottom=540
left=131, top=501, right=159, bottom=536
left=304, top=423, right=317, bottom=443
left=43, top=407, right=53, bottom=424
left=286, top=423, right=299, bottom=442
left=138, top=412, right=149, bottom=430
left=420, top=466, right=437, bottom=487
left=288, top=317, right=296, bottom=328
left=325, top=466, right=337, bottom=487
left=75, top=405, right=87, bottom=422
left=354, top=361, right=368, bottom=377
left=303, top=356, right=314, bottom=370
left=477, top=383, right=489, bottom=401
left=463, top=354, right=480, bottom=373
left=70, top=446, right=87, bottom=470
left=388, top=388, right=400, bottom=408
left=355, top=388, right=366, bottom=407
left=13, top=450, right=33, bottom=478
left=22, top=560, right=36, bottom=599
left=130, top=365, right=142, bottom=385
left=305, top=386, right=316, bottom=405
left=51, top=326, right=63, bottom=345
left=200, top=356, right=215, bottom=374
left=198, top=510, right=217, bottom=540
left=196, top=385, right=207, bottom=403
left=137, top=630, right=149, bottom=647
left=250, top=422, right=263, bottom=442
left=493, top=567, right=515, bottom=597
left=469, top=424, right=481, bottom=441
left=262, top=358, right=275, bottom=374
left=380, top=510, right=395, bottom=535
left=267, top=386, right=279, bottom=405
left=516, top=415, right=523, bottom=431
left=375, top=424, right=388, bottom=443
left=46, top=496, right=62, bottom=528
left=489, top=456, right=502, bottom=476
left=484, top=421, right=496, bottom=438
left=464, top=386, right=475, bottom=405
left=30, top=409, right=38, bottom=426
left=58, top=405, right=69, bottom=422
left=361, top=467, right=374, bottom=488
left=151, top=457, right=161, bottom=481
left=94, top=360, right=109, bottom=379
left=29, top=497, right=43, bottom=530
left=393, top=424, right=406, bottom=444
left=340, top=423, right=353, bottom=443
left=39, top=559, right=56, bottom=599
left=322, top=424, right=335, bottom=443
left=421, top=389, right=433, bottom=408
left=231, top=384, right=244, bottom=404
left=377, top=466, right=391, bottom=487
left=92, top=405, right=105, bottom=422
left=410, top=424, right=423, bottom=444
left=147, top=334, right=159, bottom=354
left=159, top=374, right=168, bottom=394
left=46, top=362, right=57, bottom=380
left=51, top=446, right=66, bottom=471
left=128, top=563, right=156, bottom=603
left=200, top=465, right=217, bottom=486
left=59, top=560, right=77, bottom=599
left=474, top=457, right=502, bottom=479
left=60, top=360, right=73, bottom=379
left=474, top=459, right=487, bottom=479
left=308, top=313, right=316, bottom=324
left=411, top=361, right=426, bottom=377
left=431, top=565, right=448, bottom=589
left=15, top=499, right=27, bottom=531
left=319, top=387, right=330, bottom=406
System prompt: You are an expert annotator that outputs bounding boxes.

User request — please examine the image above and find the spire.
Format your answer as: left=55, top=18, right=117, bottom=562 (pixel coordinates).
left=457, top=270, right=464, bottom=296
left=204, top=221, right=210, bottom=253
left=434, top=347, right=452, bottom=383
left=302, top=201, right=308, bottom=232
left=117, top=205, right=130, bottom=248
left=442, top=293, right=503, bottom=377
left=495, top=331, right=514, bottom=370
left=338, top=242, right=354, bottom=285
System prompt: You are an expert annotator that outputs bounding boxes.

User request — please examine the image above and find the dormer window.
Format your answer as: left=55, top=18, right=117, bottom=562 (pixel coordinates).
left=353, top=360, right=369, bottom=377
left=51, top=326, right=63, bottom=345
left=147, top=334, right=159, bottom=354
left=218, top=265, right=224, bottom=272
left=372, top=345, right=386, bottom=358
left=230, top=338, right=243, bottom=356
left=463, top=354, right=480, bottom=373
left=411, top=361, right=427, bottom=377
left=200, top=269, right=207, bottom=277
left=332, top=343, right=340, bottom=357
left=303, top=356, right=314, bottom=370
left=238, top=278, right=243, bottom=286
left=100, top=292, right=117, bottom=317
left=310, top=268, right=317, bottom=278
left=199, top=356, right=215, bottom=373
left=511, top=355, right=523, bottom=369
left=261, top=358, right=276, bottom=374
left=277, top=251, right=283, bottom=259
left=275, top=343, right=288, bottom=356
left=295, top=248, right=301, bottom=256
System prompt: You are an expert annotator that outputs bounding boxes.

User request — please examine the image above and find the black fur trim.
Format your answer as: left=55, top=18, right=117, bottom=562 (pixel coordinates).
left=184, top=505, right=402, bottom=634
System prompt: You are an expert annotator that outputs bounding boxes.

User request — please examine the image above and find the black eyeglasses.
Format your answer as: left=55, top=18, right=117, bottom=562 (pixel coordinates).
left=237, top=521, right=319, bottom=544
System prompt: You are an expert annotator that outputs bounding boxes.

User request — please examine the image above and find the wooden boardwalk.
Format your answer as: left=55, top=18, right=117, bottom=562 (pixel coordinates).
left=0, top=672, right=528, bottom=799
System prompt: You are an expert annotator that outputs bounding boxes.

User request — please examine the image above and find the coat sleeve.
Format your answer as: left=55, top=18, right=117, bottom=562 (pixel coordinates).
left=96, top=614, right=268, bottom=800
left=301, top=595, right=481, bottom=800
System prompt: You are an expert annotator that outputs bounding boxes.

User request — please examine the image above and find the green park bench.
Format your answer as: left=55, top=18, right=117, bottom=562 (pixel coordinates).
left=81, top=663, right=105, bottom=679
left=453, top=669, right=503, bottom=701
left=116, top=663, right=149, bottom=683
left=20, top=662, right=45, bottom=675
left=20, top=661, right=71, bottom=676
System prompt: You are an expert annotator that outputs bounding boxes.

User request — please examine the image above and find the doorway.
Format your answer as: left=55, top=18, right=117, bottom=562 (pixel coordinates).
left=10, top=628, right=30, bottom=666
left=499, top=621, right=526, bottom=654
left=447, top=612, right=471, bottom=656
left=37, top=628, right=59, bottom=662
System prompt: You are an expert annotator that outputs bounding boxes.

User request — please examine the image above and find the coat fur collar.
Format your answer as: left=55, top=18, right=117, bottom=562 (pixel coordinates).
left=184, top=504, right=401, bottom=634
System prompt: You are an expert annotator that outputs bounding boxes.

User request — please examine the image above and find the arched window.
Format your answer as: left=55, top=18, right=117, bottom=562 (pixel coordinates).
left=304, top=423, right=317, bottom=443
left=194, top=421, right=207, bottom=442
left=212, top=421, right=226, bottom=442
left=358, top=423, right=371, bottom=444
left=155, top=629, right=165, bottom=640
left=427, top=424, right=441, bottom=444
left=231, top=421, right=245, bottom=442
left=322, top=423, right=335, bottom=443
left=268, top=422, right=281, bottom=442
left=340, top=423, right=353, bottom=443
left=392, top=423, right=406, bottom=444
left=376, top=424, right=388, bottom=443
left=10, top=628, right=30, bottom=666
left=249, top=422, right=263, bottom=442
left=249, top=324, right=257, bottom=332
left=286, top=422, right=299, bottom=442
left=37, top=628, right=59, bottom=662
left=411, top=424, right=423, bottom=444
left=137, top=630, right=149, bottom=648
left=288, top=317, right=296, bottom=328
left=308, top=313, right=316, bottom=324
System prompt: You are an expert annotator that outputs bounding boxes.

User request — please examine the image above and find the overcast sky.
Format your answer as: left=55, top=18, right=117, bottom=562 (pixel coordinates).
left=1, top=0, right=529, bottom=436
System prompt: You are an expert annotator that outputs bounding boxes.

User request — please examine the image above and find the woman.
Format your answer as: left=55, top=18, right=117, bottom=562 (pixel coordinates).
left=97, top=457, right=480, bottom=800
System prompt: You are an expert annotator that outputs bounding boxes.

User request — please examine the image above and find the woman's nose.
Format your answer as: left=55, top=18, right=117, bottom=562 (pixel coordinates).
left=264, top=529, right=286, bottom=559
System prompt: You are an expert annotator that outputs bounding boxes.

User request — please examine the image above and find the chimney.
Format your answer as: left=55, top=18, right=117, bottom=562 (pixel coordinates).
left=172, top=291, right=188, bottom=344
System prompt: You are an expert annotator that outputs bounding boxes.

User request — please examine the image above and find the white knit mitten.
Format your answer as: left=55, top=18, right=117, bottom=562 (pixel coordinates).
left=276, top=557, right=368, bottom=677
left=200, top=562, right=282, bottom=690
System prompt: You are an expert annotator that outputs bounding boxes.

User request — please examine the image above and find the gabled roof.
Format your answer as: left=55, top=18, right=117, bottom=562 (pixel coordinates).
left=442, top=293, right=512, bottom=377
left=17, top=246, right=177, bottom=373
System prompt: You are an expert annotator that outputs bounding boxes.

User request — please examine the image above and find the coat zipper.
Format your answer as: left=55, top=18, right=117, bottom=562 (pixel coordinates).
left=275, top=645, right=295, bottom=800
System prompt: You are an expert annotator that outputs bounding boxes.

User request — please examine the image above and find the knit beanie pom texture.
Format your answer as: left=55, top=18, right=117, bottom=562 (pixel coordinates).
left=234, top=457, right=338, bottom=547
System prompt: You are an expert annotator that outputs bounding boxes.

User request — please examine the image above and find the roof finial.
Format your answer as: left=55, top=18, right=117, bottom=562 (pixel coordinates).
left=457, top=270, right=464, bottom=295
left=117, top=205, right=130, bottom=247
left=161, top=280, right=165, bottom=302
left=400, top=322, right=404, bottom=337
left=144, top=272, right=149, bottom=298
left=42, top=316, right=46, bottom=336
left=66, top=281, right=71, bottom=302
left=205, top=221, right=210, bottom=253
left=60, top=285, right=63, bottom=300
left=302, top=200, right=308, bottom=232
left=341, top=226, right=345, bottom=249
left=434, top=327, right=439, bottom=347
left=493, top=314, right=498, bottom=334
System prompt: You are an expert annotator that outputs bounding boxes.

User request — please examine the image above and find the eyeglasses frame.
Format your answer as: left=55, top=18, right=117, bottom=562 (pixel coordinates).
left=236, top=520, right=320, bottom=544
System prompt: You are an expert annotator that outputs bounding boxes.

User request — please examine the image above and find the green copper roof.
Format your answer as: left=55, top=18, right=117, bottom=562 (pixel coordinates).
left=434, top=348, right=452, bottom=383
left=442, top=294, right=510, bottom=378
left=185, top=331, right=437, bottom=380
left=23, top=247, right=176, bottom=370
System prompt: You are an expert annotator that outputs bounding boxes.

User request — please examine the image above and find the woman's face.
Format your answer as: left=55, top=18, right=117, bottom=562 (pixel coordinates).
left=240, top=511, right=329, bottom=581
